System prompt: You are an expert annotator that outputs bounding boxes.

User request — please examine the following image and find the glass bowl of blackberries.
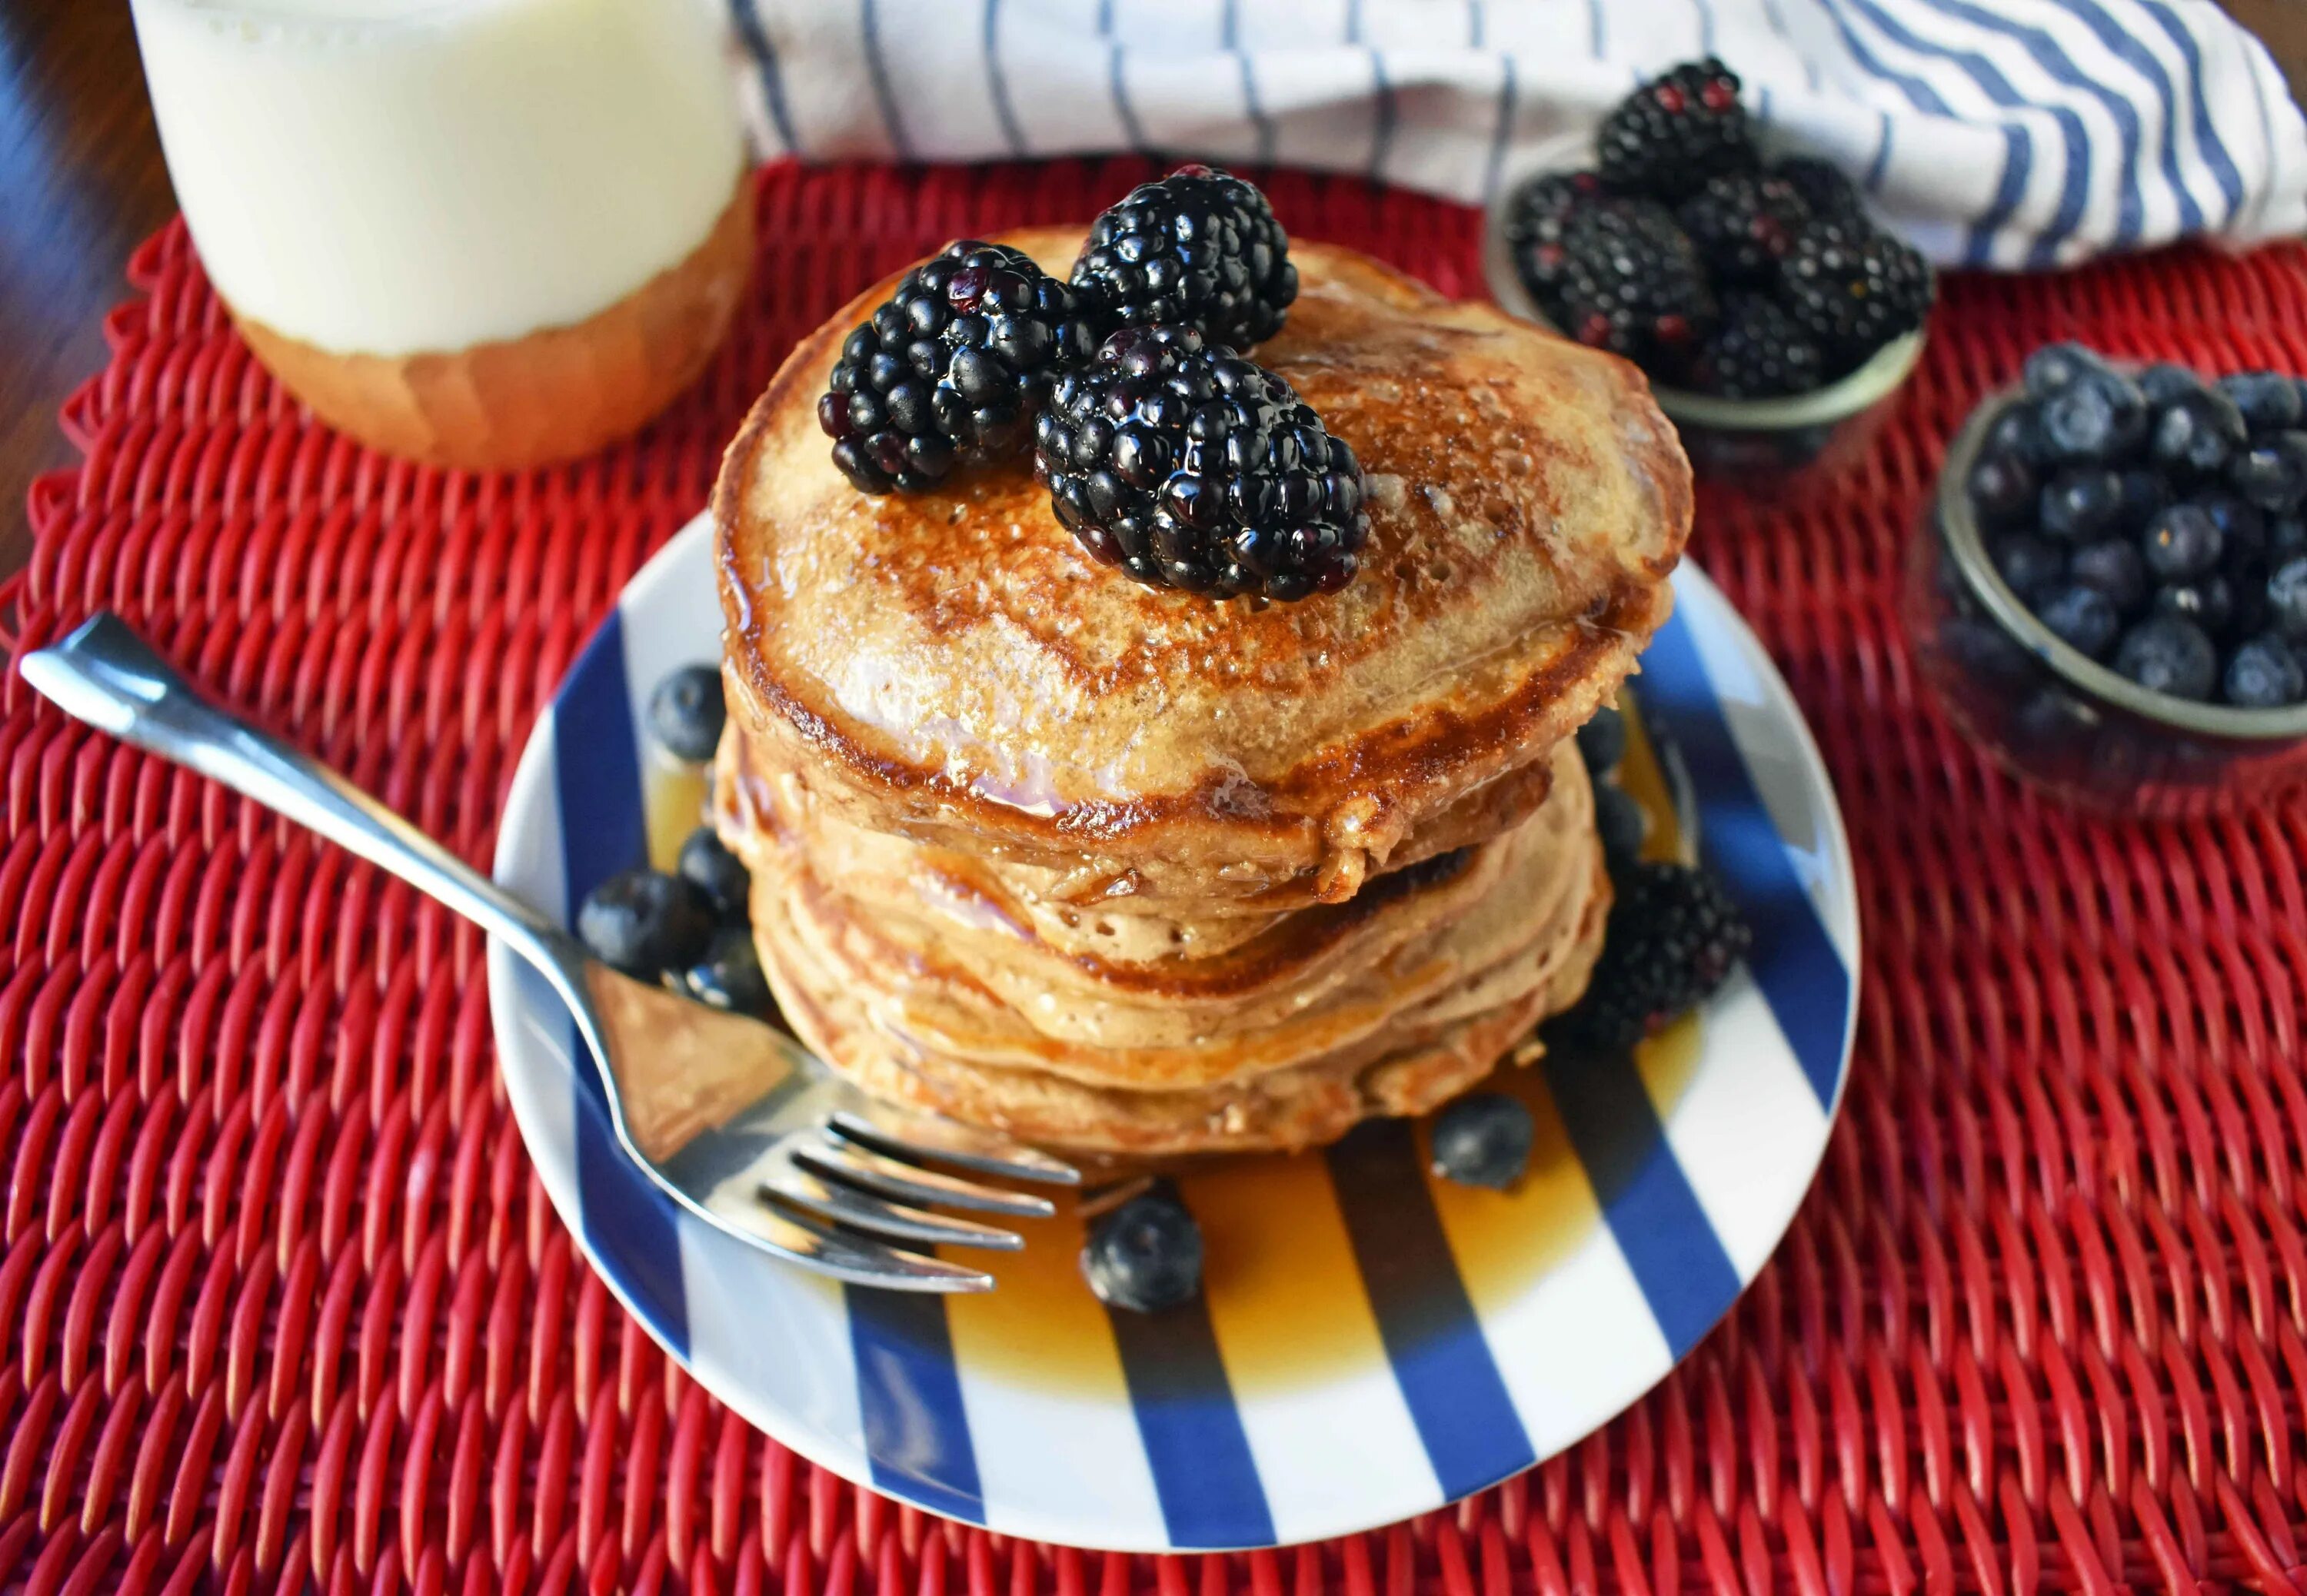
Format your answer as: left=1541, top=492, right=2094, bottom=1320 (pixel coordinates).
left=1907, top=343, right=2307, bottom=814
left=1484, top=58, right=1932, bottom=484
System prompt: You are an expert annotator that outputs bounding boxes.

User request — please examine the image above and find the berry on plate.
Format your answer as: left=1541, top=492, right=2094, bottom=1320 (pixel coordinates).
left=1576, top=704, right=1627, bottom=778
left=649, top=664, right=726, bottom=763
left=1070, top=165, right=1298, bottom=351
left=677, top=826, right=751, bottom=922
left=1550, top=861, right=1752, bottom=1052
left=1594, top=782, right=1647, bottom=872
left=578, top=867, right=716, bottom=979
left=1430, top=1093, right=1536, bottom=1189
left=1082, top=1187, right=1204, bottom=1313
left=683, top=926, right=774, bottom=1014
left=821, top=240, right=1097, bottom=494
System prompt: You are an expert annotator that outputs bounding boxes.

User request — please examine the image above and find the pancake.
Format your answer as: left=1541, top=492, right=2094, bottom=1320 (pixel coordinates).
left=714, top=228, right=1690, bottom=910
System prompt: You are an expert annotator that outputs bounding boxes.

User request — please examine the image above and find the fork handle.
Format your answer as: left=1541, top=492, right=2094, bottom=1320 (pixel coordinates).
left=21, top=612, right=580, bottom=975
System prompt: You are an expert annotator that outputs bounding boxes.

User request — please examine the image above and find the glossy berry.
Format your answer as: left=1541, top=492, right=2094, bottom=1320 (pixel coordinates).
left=2036, top=370, right=2147, bottom=465
left=1596, top=58, right=1754, bottom=199
left=2269, top=556, right=2307, bottom=640
left=1985, top=401, right=2042, bottom=465
left=1595, top=782, right=1646, bottom=872
left=1550, top=862, right=1752, bottom=1052
left=2142, top=504, right=2222, bottom=581
left=2113, top=616, right=2218, bottom=701
left=2216, top=371, right=2305, bottom=435
left=2196, top=489, right=2268, bottom=564
left=2229, top=431, right=2307, bottom=514
left=1676, top=172, right=1809, bottom=283
left=2022, top=342, right=2116, bottom=397
left=1576, top=704, right=1626, bottom=778
left=2224, top=635, right=2305, bottom=708
left=677, top=827, right=751, bottom=922
left=649, top=666, right=725, bottom=763
left=683, top=927, right=773, bottom=1013
left=1778, top=219, right=1932, bottom=372
left=578, top=868, right=714, bottom=979
left=1687, top=292, right=1823, bottom=398
left=1556, top=200, right=1716, bottom=364
left=1037, top=327, right=1368, bottom=600
left=2039, top=468, right=2122, bottom=542
left=1771, top=155, right=1863, bottom=222
left=1508, top=171, right=1606, bottom=305
left=2149, top=385, right=2249, bottom=479
left=2139, top=362, right=2204, bottom=407
left=2151, top=574, right=2235, bottom=636
left=1966, top=447, right=2037, bottom=531
left=2275, top=516, right=2307, bottom=562
left=2069, top=539, right=2148, bottom=612
left=1081, top=1188, right=1203, bottom=1313
left=822, top=241, right=1097, bottom=494
left=1992, top=533, right=2066, bottom=601
left=1071, top=165, right=1298, bottom=350
left=1430, top=1093, right=1536, bottom=1189
left=2038, top=584, right=2119, bottom=659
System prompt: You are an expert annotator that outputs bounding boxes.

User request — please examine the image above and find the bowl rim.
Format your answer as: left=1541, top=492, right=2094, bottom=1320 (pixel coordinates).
left=1480, top=131, right=1927, bottom=431
left=1936, top=384, right=2307, bottom=742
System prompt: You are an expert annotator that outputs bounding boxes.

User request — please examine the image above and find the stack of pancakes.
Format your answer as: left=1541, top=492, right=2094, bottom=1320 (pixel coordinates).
left=710, top=229, right=1691, bottom=1159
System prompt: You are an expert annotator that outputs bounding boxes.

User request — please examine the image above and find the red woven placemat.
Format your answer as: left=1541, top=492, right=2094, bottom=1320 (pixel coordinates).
left=7, top=158, right=2307, bottom=1595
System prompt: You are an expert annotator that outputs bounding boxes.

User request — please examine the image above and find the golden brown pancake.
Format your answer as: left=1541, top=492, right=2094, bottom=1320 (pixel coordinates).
left=710, top=228, right=1689, bottom=1156
left=714, top=228, right=1689, bottom=909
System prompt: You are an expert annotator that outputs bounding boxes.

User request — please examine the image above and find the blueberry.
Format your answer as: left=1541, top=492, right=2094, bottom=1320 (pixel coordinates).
left=1576, top=704, right=1626, bottom=778
left=677, top=827, right=751, bottom=921
left=2037, top=371, right=2147, bottom=466
left=649, top=665, right=727, bottom=762
left=2151, top=574, right=2235, bottom=636
left=2142, top=503, right=2222, bottom=581
left=2113, top=468, right=2173, bottom=535
left=2223, top=635, right=2305, bottom=709
left=2068, top=539, right=2148, bottom=612
left=578, top=867, right=715, bottom=977
left=2023, top=342, right=2112, bottom=397
left=2269, top=556, right=2307, bottom=640
left=2139, top=363, right=2205, bottom=407
left=2037, top=584, right=2120, bottom=659
left=2217, top=371, right=2305, bottom=435
left=2039, top=468, right=2123, bottom=541
left=2113, top=617, right=2218, bottom=700
left=1429, top=1092, right=1536, bottom=1189
left=1966, top=448, right=2038, bottom=531
left=1595, top=783, right=1646, bottom=872
left=1081, top=1189, right=1204, bottom=1313
left=2228, top=563, right=2272, bottom=639
left=683, top=926, right=773, bottom=1013
left=2195, top=489, right=2268, bottom=565
left=1984, top=400, right=2043, bottom=465
left=2150, top=387, right=2249, bottom=478
left=2229, top=431, right=2307, bottom=514
left=1992, top=532, right=2066, bottom=601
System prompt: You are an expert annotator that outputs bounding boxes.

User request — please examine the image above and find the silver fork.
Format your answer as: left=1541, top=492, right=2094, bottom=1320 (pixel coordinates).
left=22, top=612, right=1079, bottom=1293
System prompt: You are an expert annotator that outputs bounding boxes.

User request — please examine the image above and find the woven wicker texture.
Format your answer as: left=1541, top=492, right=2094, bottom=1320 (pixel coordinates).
left=5, top=158, right=2307, bottom=1595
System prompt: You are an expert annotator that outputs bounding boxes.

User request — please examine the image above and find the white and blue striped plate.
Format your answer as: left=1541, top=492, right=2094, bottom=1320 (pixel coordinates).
left=487, top=511, right=1859, bottom=1554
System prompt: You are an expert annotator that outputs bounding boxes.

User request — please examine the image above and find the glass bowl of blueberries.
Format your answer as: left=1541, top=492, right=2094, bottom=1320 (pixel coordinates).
left=1907, top=343, right=2307, bottom=814
left=1484, top=58, right=1932, bottom=485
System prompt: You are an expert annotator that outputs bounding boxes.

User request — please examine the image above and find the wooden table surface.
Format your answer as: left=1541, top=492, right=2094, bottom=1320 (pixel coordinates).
left=4, top=2, right=2302, bottom=583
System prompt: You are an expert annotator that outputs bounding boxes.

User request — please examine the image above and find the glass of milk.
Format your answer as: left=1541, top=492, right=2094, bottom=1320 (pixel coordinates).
left=130, top=0, right=754, bottom=470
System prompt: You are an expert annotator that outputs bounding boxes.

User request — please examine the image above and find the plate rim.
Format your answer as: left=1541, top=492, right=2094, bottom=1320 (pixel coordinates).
left=486, top=511, right=1862, bottom=1553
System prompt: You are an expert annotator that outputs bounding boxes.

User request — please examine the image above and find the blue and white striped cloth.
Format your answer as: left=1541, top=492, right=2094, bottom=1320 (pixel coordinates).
left=723, top=0, right=2306, bottom=268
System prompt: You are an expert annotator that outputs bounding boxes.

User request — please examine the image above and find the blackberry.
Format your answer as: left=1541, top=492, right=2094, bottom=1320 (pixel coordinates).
left=1507, top=170, right=1607, bottom=307
left=1689, top=293, right=1824, bottom=398
left=1778, top=220, right=1932, bottom=372
left=1773, top=155, right=1866, bottom=222
left=1070, top=165, right=1298, bottom=351
left=1035, top=327, right=1369, bottom=601
left=1556, top=201, right=1716, bottom=366
left=1550, top=861, right=1752, bottom=1052
left=1676, top=171, right=1809, bottom=284
left=820, top=241, right=1096, bottom=494
left=1596, top=58, right=1755, bottom=200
